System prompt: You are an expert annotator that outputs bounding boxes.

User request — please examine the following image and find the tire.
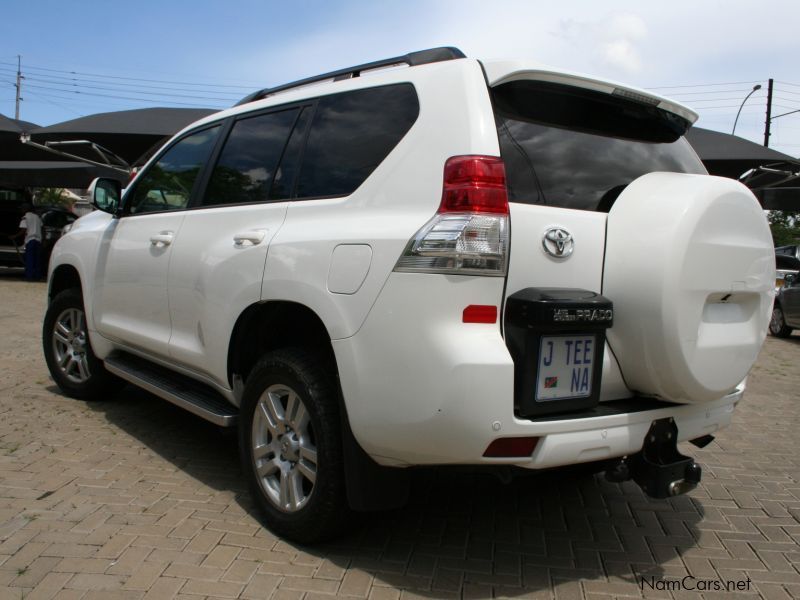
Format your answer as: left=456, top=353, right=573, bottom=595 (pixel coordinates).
left=239, top=348, right=348, bottom=543
left=769, top=304, right=793, bottom=338
left=42, top=288, right=119, bottom=400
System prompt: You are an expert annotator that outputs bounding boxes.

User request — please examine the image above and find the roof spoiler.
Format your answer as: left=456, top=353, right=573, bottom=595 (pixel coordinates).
left=235, top=46, right=466, bottom=106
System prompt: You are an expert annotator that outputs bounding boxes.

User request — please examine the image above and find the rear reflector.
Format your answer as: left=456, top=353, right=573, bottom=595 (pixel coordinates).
left=440, top=155, right=509, bottom=214
left=463, top=305, right=498, bottom=323
left=483, top=437, right=540, bottom=458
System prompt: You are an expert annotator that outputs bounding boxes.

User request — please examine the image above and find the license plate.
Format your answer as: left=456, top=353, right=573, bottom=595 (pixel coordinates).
left=535, top=334, right=596, bottom=402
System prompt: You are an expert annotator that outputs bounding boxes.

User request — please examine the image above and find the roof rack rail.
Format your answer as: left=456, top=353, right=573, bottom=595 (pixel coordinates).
left=235, top=46, right=466, bottom=106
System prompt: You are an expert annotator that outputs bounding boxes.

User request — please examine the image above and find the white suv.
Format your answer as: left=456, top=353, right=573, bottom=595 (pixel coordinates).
left=42, top=48, right=774, bottom=542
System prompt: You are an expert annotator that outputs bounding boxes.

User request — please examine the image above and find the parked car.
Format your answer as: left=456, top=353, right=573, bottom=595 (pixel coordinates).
left=0, top=187, right=32, bottom=268
left=43, top=47, right=774, bottom=542
left=0, top=187, right=78, bottom=271
left=770, top=267, right=800, bottom=337
left=776, top=254, right=800, bottom=291
left=776, top=244, right=800, bottom=261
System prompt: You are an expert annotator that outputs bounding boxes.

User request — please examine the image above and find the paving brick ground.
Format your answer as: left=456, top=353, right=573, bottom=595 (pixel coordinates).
left=1, top=275, right=799, bottom=599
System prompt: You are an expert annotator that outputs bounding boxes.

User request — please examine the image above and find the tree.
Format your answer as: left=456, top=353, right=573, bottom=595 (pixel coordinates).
left=767, top=210, right=800, bottom=247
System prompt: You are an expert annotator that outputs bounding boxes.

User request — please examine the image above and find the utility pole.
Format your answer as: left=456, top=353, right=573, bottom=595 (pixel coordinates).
left=14, top=55, right=22, bottom=120
left=764, top=78, right=773, bottom=147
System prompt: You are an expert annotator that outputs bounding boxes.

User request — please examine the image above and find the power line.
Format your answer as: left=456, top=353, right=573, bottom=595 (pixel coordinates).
left=0, top=68, right=242, bottom=98
left=0, top=60, right=257, bottom=89
left=661, top=88, right=762, bottom=97
left=681, top=97, right=768, bottom=104
left=19, top=83, right=227, bottom=108
left=773, top=96, right=800, bottom=105
left=647, top=80, right=762, bottom=90
left=19, top=78, right=238, bottom=102
left=23, top=89, right=84, bottom=117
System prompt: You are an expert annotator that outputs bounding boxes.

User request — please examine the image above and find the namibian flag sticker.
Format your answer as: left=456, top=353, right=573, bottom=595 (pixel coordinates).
left=544, top=376, right=558, bottom=389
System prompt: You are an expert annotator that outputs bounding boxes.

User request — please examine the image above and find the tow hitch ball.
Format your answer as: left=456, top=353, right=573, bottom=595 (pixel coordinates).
left=605, top=418, right=705, bottom=498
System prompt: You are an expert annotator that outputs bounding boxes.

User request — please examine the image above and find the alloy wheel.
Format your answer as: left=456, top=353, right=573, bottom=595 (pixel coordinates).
left=251, top=384, right=318, bottom=512
left=51, top=307, right=91, bottom=384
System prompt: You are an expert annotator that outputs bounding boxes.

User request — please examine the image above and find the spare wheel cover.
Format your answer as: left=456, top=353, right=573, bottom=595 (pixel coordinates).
left=603, top=172, right=773, bottom=403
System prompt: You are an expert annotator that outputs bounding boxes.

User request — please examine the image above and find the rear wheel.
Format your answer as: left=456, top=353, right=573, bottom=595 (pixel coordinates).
left=769, top=304, right=793, bottom=338
left=239, top=348, right=348, bottom=542
left=42, top=288, right=118, bottom=400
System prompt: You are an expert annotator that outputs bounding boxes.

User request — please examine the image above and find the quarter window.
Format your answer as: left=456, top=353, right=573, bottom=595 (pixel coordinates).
left=295, top=84, right=419, bottom=199
left=127, top=126, right=220, bottom=215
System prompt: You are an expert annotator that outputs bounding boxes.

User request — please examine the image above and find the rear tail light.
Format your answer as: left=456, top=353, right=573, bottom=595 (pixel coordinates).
left=394, top=156, right=509, bottom=276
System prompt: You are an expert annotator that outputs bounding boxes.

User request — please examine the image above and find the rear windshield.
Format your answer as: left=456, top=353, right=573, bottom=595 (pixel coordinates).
left=493, top=80, right=705, bottom=212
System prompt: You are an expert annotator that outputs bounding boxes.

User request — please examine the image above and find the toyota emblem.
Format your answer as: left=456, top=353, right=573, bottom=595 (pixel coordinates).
left=542, top=227, right=574, bottom=258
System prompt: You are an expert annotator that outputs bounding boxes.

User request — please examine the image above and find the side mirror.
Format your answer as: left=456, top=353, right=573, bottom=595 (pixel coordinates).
left=88, top=178, right=122, bottom=215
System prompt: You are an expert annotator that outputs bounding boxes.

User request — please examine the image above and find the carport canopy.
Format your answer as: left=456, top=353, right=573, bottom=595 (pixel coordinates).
left=685, top=127, right=796, bottom=179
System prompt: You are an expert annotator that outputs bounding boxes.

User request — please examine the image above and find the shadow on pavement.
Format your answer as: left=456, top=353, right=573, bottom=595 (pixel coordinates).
left=85, top=382, right=703, bottom=597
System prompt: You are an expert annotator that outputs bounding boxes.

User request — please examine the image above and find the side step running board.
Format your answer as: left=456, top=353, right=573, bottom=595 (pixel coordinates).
left=105, top=353, right=238, bottom=427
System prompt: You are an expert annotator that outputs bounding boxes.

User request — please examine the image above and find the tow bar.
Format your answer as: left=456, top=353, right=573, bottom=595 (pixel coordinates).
left=605, top=418, right=703, bottom=498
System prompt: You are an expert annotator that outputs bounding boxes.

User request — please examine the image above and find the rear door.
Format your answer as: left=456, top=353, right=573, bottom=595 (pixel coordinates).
left=491, top=79, right=706, bottom=402
left=166, top=105, right=311, bottom=386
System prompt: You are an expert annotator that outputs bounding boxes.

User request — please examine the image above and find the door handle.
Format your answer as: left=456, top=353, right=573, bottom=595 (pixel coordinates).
left=233, top=230, right=267, bottom=247
left=149, top=231, right=174, bottom=247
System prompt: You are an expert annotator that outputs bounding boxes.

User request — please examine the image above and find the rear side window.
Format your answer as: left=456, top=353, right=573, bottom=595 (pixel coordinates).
left=202, top=108, right=299, bottom=207
left=493, top=80, right=705, bottom=212
left=295, top=84, right=419, bottom=199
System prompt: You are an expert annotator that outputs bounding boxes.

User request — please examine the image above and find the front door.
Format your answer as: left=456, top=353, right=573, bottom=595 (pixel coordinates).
left=93, top=125, right=222, bottom=358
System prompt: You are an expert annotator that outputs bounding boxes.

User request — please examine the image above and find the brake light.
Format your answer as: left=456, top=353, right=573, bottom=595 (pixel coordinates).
left=394, top=155, right=509, bottom=276
left=440, top=156, right=508, bottom=214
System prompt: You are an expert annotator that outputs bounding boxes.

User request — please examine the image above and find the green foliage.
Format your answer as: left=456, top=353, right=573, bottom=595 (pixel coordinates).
left=767, top=211, right=800, bottom=247
left=34, top=188, right=75, bottom=209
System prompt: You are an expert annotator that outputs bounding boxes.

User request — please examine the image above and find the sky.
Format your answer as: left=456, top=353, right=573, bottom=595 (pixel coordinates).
left=2, top=0, right=800, bottom=157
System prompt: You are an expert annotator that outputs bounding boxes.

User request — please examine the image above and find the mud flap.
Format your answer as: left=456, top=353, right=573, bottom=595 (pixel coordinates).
left=605, top=418, right=702, bottom=498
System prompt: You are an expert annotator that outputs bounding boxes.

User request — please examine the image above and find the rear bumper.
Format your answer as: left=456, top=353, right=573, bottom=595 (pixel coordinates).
left=522, top=389, right=738, bottom=469
left=334, top=272, right=740, bottom=468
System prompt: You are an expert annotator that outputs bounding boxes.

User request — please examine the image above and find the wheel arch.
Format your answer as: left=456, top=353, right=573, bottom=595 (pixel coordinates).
left=228, top=301, right=337, bottom=388
left=48, top=263, right=82, bottom=302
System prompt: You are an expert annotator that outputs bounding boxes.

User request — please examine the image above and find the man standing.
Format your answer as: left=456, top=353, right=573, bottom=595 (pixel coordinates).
left=15, top=203, right=43, bottom=281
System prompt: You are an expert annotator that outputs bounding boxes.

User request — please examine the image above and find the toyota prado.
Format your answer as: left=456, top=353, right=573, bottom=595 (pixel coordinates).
left=42, top=48, right=774, bottom=542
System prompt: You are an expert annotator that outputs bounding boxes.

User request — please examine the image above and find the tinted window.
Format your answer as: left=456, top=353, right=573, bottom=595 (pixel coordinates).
left=0, top=189, right=26, bottom=202
left=128, top=126, right=220, bottom=214
left=203, top=109, right=299, bottom=207
left=270, top=108, right=312, bottom=200
left=493, top=81, right=705, bottom=212
left=295, top=84, right=419, bottom=199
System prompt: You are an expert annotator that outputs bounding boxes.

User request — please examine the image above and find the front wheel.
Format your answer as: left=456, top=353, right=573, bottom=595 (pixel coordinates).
left=769, top=304, right=793, bottom=338
left=239, top=348, right=348, bottom=542
left=42, top=288, right=118, bottom=400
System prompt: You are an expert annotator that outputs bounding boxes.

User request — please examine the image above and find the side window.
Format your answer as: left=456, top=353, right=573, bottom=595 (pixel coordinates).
left=127, top=126, right=220, bottom=215
left=295, top=84, right=419, bottom=199
left=202, top=109, right=299, bottom=207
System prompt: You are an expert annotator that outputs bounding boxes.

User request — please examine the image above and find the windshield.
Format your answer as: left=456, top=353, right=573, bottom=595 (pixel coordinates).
left=493, top=80, right=706, bottom=212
